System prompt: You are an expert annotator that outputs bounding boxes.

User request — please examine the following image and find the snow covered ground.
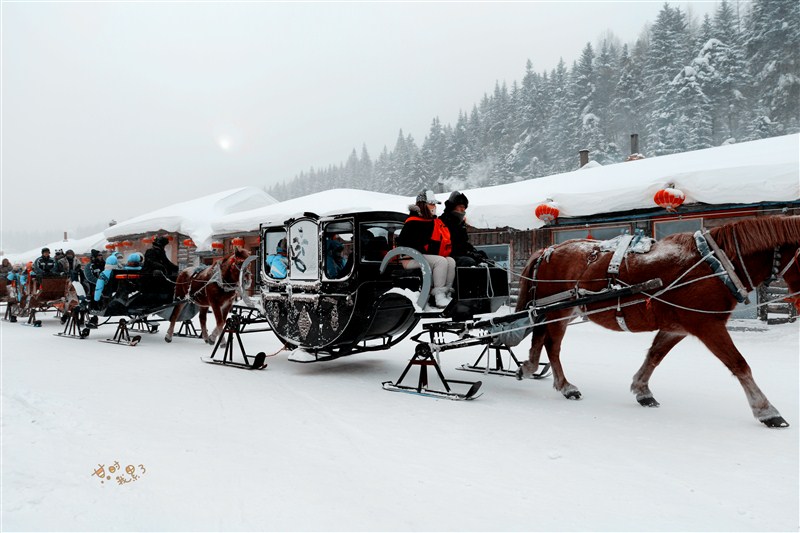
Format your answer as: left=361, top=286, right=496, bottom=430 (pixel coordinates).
left=2, top=311, right=798, bottom=531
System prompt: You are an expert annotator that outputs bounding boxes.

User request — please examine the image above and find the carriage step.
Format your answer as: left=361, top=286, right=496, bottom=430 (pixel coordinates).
left=381, top=380, right=482, bottom=401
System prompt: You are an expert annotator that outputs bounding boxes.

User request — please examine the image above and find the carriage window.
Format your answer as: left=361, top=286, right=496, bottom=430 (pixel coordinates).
left=553, top=225, right=631, bottom=244
left=262, top=229, right=288, bottom=280
left=323, top=221, right=354, bottom=280
left=475, top=244, right=510, bottom=270
left=289, top=220, right=319, bottom=281
left=360, top=222, right=404, bottom=262
left=654, top=218, right=702, bottom=240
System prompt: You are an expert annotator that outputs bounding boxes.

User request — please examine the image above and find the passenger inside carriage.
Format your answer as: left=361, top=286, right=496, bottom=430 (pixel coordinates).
left=265, top=238, right=288, bottom=279
left=325, top=233, right=349, bottom=279
left=323, top=222, right=354, bottom=280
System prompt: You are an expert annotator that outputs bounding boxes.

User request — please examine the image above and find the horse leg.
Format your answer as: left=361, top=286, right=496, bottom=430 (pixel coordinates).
left=164, top=303, right=183, bottom=343
left=518, top=327, right=546, bottom=379
left=199, top=308, right=210, bottom=343
left=208, top=300, right=232, bottom=344
left=696, top=324, right=788, bottom=428
left=542, top=319, right=581, bottom=399
left=631, top=330, right=686, bottom=407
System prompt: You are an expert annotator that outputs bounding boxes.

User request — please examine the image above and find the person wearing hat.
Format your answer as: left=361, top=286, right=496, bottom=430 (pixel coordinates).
left=439, top=191, right=488, bottom=267
left=265, top=238, right=289, bottom=279
left=89, top=249, right=106, bottom=278
left=397, top=190, right=456, bottom=308
left=93, top=254, right=120, bottom=303
left=57, top=249, right=81, bottom=281
left=142, top=235, right=178, bottom=277
left=33, top=247, right=59, bottom=277
left=124, top=252, right=144, bottom=271
left=6, top=263, right=28, bottom=319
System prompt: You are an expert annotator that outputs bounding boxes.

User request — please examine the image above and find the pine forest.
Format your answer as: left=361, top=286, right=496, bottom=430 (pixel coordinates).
left=268, top=0, right=799, bottom=200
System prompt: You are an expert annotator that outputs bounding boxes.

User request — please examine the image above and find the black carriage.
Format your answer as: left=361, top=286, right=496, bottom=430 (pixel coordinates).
left=250, top=210, right=510, bottom=362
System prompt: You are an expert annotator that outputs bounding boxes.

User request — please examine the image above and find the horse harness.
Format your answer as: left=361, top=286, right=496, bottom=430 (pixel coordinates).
left=188, top=258, right=242, bottom=302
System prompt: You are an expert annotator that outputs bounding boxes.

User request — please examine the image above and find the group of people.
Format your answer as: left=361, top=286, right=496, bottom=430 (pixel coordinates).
left=398, top=189, right=487, bottom=308
left=2, top=236, right=180, bottom=307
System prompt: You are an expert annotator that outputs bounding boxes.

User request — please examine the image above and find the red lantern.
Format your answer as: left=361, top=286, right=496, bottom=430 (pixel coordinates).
left=105, top=243, right=117, bottom=250
left=654, top=187, right=685, bottom=211
left=118, top=240, right=133, bottom=248
left=80, top=256, right=91, bottom=264
left=183, top=239, right=196, bottom=247
left=232, top=237, right=245, bottom=247
left=211, top=241, right=225, bottom=250
left=535, top=201, right=560, bottom=223
left=142, top=236, right=155, bottom=244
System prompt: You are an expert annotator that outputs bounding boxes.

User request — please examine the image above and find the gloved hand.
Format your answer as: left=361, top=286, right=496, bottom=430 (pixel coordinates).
left=469, top=249, right=489, bottom=265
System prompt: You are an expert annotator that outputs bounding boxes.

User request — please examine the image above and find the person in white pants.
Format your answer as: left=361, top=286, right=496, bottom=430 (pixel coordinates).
left=397, top=190, right=456, bottom=308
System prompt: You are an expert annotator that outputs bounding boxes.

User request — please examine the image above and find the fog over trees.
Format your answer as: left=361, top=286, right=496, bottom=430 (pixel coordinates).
left=269, top=0, right=799, bottom=200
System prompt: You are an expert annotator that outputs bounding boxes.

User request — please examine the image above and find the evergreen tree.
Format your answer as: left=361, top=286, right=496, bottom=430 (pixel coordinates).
left=745, top=0, right=800, bottom=134
left=645, top=4, right=691, bottom=154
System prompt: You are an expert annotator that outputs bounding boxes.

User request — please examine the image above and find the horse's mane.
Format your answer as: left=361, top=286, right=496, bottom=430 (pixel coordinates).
left=710, top=216, right=800, bottom=257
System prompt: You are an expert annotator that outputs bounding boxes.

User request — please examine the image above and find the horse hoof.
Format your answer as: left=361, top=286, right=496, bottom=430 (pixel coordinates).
left=564, top=389, right=582, bottom=400
left=637, top=396, right=660, bottom=408
left=164, top=336, right=172, bottom=343
left=761, top=416, right=789, bottom=428
left=206, top=338, right=215, bottom=345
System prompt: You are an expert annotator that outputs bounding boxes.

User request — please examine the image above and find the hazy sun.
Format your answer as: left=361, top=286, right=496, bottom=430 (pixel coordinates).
left=217, top=137, right=232, bottom=151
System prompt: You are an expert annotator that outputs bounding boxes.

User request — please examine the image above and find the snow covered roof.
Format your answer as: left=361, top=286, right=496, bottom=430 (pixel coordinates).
left=3, top=231, right=109, bottom=265
left=212, top=189, right=411, bottom=235
left=105, top=187, right=277, bottom=250
left=462, top=134, right=799, bottom=230
left=213, top=135, right=798, bottom=235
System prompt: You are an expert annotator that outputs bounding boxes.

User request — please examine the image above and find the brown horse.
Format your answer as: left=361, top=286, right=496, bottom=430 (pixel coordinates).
left=516, top=215, right=800, bottom=427
left=164, top=248, right=250, bottom=344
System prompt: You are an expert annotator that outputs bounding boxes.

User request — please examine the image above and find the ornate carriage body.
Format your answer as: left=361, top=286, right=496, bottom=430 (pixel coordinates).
left=256, top=210, right=512, bottom=361
left=258, top=211, right=423, bottom=359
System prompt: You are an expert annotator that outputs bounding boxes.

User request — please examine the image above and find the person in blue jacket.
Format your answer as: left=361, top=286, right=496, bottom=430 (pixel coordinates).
left=124, top=253, right=144, bottom=271
left=265, top=239, right=288, bottom=279
left=93, top=255, right=120, bottom=302
left=325, top=234, right=348, bottom=279
left=7, top=265, right=28, bottom=302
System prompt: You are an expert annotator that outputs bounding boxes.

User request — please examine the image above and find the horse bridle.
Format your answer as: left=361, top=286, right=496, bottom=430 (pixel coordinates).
left=775, top=247, right=800, bottom=279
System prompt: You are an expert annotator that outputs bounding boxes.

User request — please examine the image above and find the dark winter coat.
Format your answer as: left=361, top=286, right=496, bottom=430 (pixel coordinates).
left=33, top=255, right=59, bottom=276
left=58, top=256, right=80, bottom=280
left=439, top=209, right=477, bottom=258
left=142, top=245, right=178, bottom=276
left=397, top=206, right=450, bottom=256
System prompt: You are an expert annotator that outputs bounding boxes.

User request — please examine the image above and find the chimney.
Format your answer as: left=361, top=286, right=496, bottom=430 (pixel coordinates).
left=63, top=231, right=68, bottom=241
left=579, top=149, right=589, bottom=168
left=630, top=133, right=639, bottom=156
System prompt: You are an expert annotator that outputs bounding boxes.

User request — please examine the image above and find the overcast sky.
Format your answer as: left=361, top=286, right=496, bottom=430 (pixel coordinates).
left=1, top=1, right=719, bottom=252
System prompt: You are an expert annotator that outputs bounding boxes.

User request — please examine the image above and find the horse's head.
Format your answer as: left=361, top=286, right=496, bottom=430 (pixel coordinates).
left=221, top=247, right=251, bottom=283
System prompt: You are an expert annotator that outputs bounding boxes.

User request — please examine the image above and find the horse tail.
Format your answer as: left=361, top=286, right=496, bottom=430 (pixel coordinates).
left=515, top=248, right=545, bottom=312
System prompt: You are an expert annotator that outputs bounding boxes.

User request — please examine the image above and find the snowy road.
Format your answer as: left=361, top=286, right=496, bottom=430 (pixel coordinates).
left=2, top=312, right=798, bottom=531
